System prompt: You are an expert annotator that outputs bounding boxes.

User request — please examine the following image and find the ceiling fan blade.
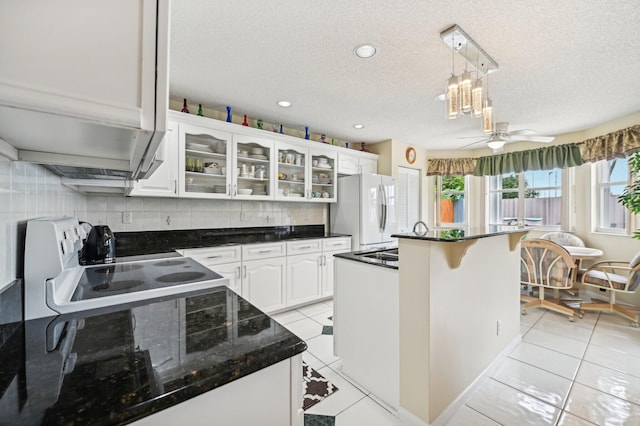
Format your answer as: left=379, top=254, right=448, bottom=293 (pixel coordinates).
left=511, top=135, right=555, bottom=143
left=507, top=129, right=536, bottom=136
left=460, top=138, right=490, bottom=149
left=456, top=135, right=487, bottom=139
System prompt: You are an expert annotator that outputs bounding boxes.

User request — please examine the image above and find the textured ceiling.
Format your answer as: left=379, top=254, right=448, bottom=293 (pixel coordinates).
left=169, top=0, right=640, bottom=150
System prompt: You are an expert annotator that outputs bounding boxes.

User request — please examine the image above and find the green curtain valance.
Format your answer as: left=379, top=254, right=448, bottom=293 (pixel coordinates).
left=426, top=157, right=477, bottom=176
left=473, top=143, right=583, bottom=176
left=580, top=125, right=640, bottom=162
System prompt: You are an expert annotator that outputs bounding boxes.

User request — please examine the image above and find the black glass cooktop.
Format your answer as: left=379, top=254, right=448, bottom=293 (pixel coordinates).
left=71, top=257, right=223, bottom=301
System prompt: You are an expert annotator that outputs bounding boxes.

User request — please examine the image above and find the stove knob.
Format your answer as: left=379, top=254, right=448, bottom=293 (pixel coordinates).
left=61, top=238, right=74, bottom=255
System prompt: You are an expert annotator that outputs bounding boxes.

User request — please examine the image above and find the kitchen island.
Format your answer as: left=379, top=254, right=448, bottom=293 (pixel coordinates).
left=394, top=227, right=527, bottom=425
left=0, top=287, right=306, bottom=425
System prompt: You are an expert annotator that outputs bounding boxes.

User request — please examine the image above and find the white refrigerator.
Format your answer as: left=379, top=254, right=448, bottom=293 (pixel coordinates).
left=330, top=173, right=397, bottom=251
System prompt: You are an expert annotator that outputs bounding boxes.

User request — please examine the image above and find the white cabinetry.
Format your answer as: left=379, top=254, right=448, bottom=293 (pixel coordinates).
left=181, top=245, right=242, bottom=294
left=131, top=356, right=302, bottom=426
left=286, top=239, right=323, bottom=305
left=128, top=120, right=178, bottom=197
left=243, top=256, right=287, bottom=312
left=0, top=0, right=169, bottom=176
left=338, top=152, right=378, bottom=175
left=321, top=238, right=351, bottom=297
left=275, top=143, right=338, bottom=202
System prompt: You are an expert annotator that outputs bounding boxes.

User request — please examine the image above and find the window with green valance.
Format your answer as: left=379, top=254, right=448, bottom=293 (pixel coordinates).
left=426, top=158, right=477, bottom=176
left=473, top=143, right=583, bottom=176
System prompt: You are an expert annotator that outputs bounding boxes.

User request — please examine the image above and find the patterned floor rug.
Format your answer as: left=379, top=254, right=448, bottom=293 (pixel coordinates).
left=302, top=361, right=339, bottom=410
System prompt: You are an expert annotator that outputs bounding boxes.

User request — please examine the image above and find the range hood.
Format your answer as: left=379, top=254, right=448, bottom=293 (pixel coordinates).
left=0, top=0, right=169, bottom=181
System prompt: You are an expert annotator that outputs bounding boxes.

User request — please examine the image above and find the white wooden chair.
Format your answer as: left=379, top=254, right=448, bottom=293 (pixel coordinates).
left=580, top=252, right=640, bottom=327
left=520, top=239, right=578, bottom=321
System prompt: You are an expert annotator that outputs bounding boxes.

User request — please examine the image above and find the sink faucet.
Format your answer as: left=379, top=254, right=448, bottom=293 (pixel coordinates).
left=412, top=221, right=429, bottom=236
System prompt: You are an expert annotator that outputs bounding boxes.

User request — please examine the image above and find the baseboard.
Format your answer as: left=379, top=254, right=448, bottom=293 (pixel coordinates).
left=397, top=333, right=522, bottom=426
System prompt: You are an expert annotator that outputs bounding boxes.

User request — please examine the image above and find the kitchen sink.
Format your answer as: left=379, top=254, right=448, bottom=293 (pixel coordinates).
left=362, top=249, right=398, bottom=262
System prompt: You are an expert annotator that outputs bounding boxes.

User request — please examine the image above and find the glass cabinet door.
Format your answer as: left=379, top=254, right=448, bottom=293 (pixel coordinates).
left=178, top=123, right=232, bottom=199
left=232, top=134, right=274, bottom=200
left=275, top=143, right=308, bottom=201
left=309, top=150, right=338, bottom=202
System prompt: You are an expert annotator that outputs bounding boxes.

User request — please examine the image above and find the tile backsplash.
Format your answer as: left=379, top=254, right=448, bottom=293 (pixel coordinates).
left=85, top=195, right=328, bottom=233
left=0, top=158, right=87, bottom=290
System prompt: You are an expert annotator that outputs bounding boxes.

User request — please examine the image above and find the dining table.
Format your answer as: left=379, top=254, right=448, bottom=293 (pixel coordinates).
left=558, top=245, right=604, bottom=299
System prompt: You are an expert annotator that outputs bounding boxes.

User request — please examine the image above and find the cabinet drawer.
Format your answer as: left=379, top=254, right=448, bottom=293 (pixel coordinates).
left=181, top=245, right=242, bottom=266
left=242, top=242, right=286, bottom=261
left=322, top=237, right=351, bottom=252
left=287, top=239, right=322, bottom=255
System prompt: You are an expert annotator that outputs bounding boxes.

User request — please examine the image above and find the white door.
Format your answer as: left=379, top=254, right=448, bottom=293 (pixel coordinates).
left=381, top=175, right=398, bottom=242
left=242, top=257, right=287, bottom=312
left=286, top=253, right=321, bottom=306
left=396, top=167, right=421, bottom=233
left=360, top=173, right=383, bottom=246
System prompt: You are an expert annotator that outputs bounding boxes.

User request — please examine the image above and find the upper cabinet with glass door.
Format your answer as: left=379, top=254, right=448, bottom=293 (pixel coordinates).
left=275, top=142, right=337, bottom=202
left=178, top=123, right=232, bottom=198
left=232, top=134, right=274, bottom=200
left=309, top=149, right=337, bottom=202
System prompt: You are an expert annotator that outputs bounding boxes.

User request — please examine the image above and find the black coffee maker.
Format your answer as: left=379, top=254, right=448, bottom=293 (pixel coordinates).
left=80, top=225, right=116, bottom=264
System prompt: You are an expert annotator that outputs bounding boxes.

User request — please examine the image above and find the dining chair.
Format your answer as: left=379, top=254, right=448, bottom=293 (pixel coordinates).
left=520, top=239, right=579, bottom=321
left=580, top=252, right=640, bottom=327
left=539, top=231, right=585, bottom=248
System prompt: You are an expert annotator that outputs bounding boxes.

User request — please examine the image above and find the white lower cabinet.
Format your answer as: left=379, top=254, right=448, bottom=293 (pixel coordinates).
left=286, top=253, right=322, bottom=306
left=131, top=355, right=303, bottom=426
left=181, top=237, right=350, bottom=313
left=210, top=262, right=242, bottom=294
left=243, top=256, right=287, bottom=312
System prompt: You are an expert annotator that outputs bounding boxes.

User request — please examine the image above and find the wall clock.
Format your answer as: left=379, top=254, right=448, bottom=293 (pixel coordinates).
left=406, top=147, right=416, bottom=164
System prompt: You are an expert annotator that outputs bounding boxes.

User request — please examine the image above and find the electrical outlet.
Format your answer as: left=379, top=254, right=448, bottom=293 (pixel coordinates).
left=496, top=320, right=502, bottom=336
left=122, top=211, right=133, bottom=224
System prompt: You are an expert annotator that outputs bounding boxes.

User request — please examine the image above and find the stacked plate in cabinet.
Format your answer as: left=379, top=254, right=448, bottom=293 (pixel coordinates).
left=252, top=183, right=267, bottom=196
left=212, top=185, right=226, bottom=194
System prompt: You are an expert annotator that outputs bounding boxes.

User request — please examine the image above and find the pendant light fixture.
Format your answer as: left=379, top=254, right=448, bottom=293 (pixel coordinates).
left=440, top=25, right=499, bottom=130
left=446, top=32, right=459, bottom=119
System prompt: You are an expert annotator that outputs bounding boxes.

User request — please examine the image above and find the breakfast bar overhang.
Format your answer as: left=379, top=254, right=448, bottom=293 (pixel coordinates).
left=392, top=227, right=528, bottom=425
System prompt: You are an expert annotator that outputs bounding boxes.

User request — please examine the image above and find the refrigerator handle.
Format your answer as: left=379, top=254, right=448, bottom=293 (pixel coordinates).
left=378, top=184, right=384, bottom=232
left=381, top=183, right=388, bottom=231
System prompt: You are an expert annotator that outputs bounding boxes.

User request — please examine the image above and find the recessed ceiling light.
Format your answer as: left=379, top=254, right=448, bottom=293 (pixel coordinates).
left=277, top=100, right=292, bottom=108
left=354, top=44, right=377, bottom=59
left=353, top=124, right=365, bottom=129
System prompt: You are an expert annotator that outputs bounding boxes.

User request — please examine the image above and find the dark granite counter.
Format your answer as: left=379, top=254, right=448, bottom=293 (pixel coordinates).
left=115, top=225, right=350, bottom=257
left=0, top=287, right=306, bottom=425
left=334, top=248, right=399, bottom=270
left=392, top=226, right=527, bottom=242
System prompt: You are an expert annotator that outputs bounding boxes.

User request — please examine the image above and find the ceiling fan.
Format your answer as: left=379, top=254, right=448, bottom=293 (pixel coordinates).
left=460, top=122, right=555, bottom=151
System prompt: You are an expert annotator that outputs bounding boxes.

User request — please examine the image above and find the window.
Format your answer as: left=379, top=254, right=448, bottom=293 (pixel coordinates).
left=596, top=157, right=628, bottom=233
left=435, top=175, right=467, bottom=227
left=488, top=169, right=563, bottom=228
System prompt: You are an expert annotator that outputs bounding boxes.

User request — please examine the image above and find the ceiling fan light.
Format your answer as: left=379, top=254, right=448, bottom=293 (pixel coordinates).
left=447, top=75, right=459, bottom=119
left=483, top=99, right=494, bottom=134
left=486, top=139, right=505, bottom=150
left=472, top=78, right=483, bottom=117
left=460, top=71, right=472, bottom=113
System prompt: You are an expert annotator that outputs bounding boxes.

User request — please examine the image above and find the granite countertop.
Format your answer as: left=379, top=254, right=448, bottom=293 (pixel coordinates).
left=392, top=226, right=528, bottom=242
left=115, top=225, right=350, bottom=257
left=0, top=287, right=306, bottom=425
left=334, top=249, right=399, bottom=270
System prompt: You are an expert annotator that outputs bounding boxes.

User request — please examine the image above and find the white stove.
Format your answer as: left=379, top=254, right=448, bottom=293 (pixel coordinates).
left=24, top=217, right=228, bottom=320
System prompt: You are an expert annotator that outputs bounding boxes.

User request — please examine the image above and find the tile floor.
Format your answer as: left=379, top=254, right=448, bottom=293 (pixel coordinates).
left=272, top=300, right=640, bottom=426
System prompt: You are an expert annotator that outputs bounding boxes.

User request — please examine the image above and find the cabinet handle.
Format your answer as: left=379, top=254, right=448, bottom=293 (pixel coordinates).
left=174, top=180, right=177, bottom=194
left=323, top=255, right=327, bottom=266
left=236, top=266, right=241, bottom=279
left=258, top=249, right=273, bottom=254
left=329, top=242, right=342, bottom=246
left=233, top=184, right=237, bottom=196
left=207, top=255, right=223, bottom=259
left=243, top=265, right=247, bottom=278
left=318, top=256, right=323, bottom=266
left=298, top=246, right=312, bottom=250
left=228, top=183, right=231, bottom=196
